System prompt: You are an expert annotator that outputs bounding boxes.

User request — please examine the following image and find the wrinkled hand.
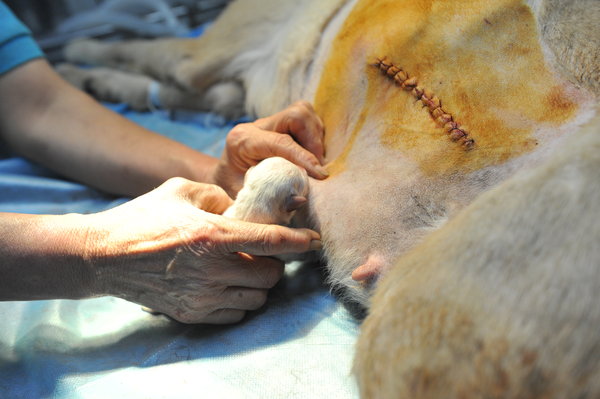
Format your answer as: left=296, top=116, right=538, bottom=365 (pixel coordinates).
left=213, top=101, right=328, bottom=196
left=85, top=177, right=321, bottom=324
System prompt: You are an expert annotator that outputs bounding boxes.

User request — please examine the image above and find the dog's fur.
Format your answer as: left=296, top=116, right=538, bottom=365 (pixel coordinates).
left=58, top=0, right=599, bottom=396
left=356, top=112, right=600, bottom=397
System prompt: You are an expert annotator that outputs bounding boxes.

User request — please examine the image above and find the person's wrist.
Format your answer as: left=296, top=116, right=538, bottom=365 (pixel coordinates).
left=213, top=161, right=242, bottom=198
left=72, top=212, right=113, bottom=298
left=203, top=157, right=220, bottom=186
left=27, top=213, right=103, bottom=299
left=179, top=150, right=220, bottom=185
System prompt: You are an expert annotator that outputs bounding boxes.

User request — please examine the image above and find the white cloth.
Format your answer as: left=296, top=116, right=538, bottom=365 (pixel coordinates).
left=0, top=107, right=360, bottom=398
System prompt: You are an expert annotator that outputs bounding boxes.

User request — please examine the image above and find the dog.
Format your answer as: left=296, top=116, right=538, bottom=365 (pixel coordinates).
left=58, top=0, right=600, bottom=396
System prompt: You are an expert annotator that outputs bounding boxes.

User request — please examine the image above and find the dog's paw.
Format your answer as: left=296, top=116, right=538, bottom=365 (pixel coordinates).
left=63, top=39, right=108, bottom=65
left=204, top=81, right=246, bottom=120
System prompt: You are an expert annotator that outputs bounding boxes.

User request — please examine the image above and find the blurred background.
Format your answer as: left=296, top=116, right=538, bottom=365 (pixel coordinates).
left=4, top=0, right=231, bottom=62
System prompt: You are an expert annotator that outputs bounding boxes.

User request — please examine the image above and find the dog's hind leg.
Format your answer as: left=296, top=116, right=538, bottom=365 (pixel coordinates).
left=62, top=0, right=287, bottom=92
left=63, top=0, right=348, bottom=117
left=56, top=63, right=245, bottom=118
left=531, top=0, right=600, bottom=95
left=63, top=38, right=206, bottom=89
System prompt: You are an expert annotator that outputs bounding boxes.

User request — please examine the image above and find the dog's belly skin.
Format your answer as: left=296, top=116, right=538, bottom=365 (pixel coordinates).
left=300, top=0, right=596, bottom=305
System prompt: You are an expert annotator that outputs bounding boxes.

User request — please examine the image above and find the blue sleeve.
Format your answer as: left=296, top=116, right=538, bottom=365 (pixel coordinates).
left=0, top=1, right=44, bottom=76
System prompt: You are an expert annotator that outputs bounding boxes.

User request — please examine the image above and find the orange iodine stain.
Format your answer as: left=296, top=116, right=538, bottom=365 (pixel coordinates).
left=314, top=0, right=578, bottom=176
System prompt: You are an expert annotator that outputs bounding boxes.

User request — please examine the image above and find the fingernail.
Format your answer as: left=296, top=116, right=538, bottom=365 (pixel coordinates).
left=309, top=239, right=322, bottom=251
left=315, top=165, right=329, bottom=178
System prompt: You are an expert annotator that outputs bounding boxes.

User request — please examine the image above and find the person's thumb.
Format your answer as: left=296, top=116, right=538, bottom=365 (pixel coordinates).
left=184, top=182, right=233, bottom=214
left=224, top=221, right=322, bottom=256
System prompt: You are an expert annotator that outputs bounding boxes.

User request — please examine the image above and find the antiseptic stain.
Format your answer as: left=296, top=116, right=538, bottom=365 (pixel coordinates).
left=314, top=0, right=578, bottom=176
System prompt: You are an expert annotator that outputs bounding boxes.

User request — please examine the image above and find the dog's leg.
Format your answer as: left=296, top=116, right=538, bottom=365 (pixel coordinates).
left=56, top=63, right=245, bottom=118
left=63, top=0, right=348, bottom=117
left=62, top=0, right=288, bottom=90
left=63, top=38, right=206, bottom=89
left=354, top=113, right=600, bottom=398
left=531, top=0, right=600, bottom=95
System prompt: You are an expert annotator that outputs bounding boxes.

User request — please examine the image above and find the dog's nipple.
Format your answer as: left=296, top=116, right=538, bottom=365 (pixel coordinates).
left=351, top=253, right=387, bottom=282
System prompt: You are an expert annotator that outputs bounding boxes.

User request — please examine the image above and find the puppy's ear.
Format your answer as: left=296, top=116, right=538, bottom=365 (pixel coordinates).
left=285, top=195, right=307, bottom=212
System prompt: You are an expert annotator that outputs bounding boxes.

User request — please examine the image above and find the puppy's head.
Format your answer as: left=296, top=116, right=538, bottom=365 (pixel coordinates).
left=240, top=157, right=309, bottom=224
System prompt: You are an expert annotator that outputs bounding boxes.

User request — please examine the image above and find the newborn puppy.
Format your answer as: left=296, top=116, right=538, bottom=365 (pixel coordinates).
left=224, top=157, right=309, bottom=226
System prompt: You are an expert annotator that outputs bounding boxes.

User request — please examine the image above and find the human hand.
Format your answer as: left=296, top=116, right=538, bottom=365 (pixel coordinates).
left=85, top=177, right=321, bottom=324
left=213, top=101, right=328, bottom=196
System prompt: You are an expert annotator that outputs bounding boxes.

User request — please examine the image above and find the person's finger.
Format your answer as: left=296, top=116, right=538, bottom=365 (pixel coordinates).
left=201, top=308, right=247, bottom=324
left=161, top=177, right=233, bottom=214
left=220, top=219, right=322, bottom=256
left=184, top=182, right=233, bottom=214
left=213, top=253, right=284, bottom=289
left=233, top=123, right=328, bottom=179
left=255, top=101, right=325, bottom=161
left=283, top=101, right=325, bottom=164
left=255, top=101, right=325, bottom=164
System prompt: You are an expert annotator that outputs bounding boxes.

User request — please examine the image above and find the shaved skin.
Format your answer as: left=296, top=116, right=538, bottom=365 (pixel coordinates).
left=315, top=0, right=582, bottom=177
left=312, top=0, right=588, bottom=290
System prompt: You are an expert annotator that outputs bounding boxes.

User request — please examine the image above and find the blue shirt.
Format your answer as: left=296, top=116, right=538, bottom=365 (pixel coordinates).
left=0, top=1, right=44, bottom=76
